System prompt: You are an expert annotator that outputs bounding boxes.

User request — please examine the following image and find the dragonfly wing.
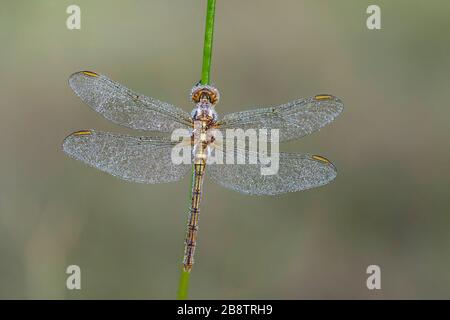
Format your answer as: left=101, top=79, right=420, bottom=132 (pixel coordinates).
left=207, top=143, right=337, bottom=195
left=217, top=95, right=343, bottom=142
left=62, top=130, right=191, bottom=184
left=69, top=71, right=193, bottom=132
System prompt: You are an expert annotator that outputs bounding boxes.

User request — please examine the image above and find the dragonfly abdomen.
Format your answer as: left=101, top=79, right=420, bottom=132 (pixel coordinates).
left=183, top=161, right=206, bottom=272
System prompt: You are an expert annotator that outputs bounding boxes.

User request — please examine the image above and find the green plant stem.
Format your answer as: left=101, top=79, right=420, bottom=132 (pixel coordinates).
left=201, top=0, right=216, bottom=85
left=177, top=0, right=217, bottom=300
left=177, top=269, right=190, bottom=300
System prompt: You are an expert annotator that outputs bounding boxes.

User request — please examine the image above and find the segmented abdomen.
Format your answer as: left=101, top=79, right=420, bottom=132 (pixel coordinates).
left=182, top=161, right=206, bottom=271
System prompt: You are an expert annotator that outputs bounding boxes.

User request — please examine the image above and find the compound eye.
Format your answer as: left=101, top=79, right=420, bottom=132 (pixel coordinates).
left=190, top=84, right=220, bottom=104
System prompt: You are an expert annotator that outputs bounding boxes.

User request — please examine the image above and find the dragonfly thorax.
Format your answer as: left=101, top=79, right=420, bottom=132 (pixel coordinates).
left=191, top=102, right=217, bottom=122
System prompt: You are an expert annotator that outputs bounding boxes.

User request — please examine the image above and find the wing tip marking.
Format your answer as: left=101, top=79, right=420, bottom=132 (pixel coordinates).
left=314, top=94, right=333, bottom=101
left=312, top=154, right=331, bottom=164
left=81, top=71, right=99, bottom=77
left=72, top=130, right=93, bottom=136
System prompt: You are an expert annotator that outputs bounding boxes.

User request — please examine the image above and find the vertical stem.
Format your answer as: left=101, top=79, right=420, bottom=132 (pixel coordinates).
left=201, top=0, right=216, bottom=85
left=177, top=269, right=190, bottom=300
left=177, top=0, right=217, bottom=300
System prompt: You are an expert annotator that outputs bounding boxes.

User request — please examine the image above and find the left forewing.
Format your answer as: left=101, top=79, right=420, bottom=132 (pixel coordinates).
left=69, top=71, right=193, bottom=132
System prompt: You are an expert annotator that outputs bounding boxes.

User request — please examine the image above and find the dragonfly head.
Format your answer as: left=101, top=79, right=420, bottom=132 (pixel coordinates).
left=190, top=84, right=220, bottom=106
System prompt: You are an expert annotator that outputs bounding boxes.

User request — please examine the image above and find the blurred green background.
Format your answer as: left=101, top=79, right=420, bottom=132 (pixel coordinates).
left=1, top=0, right=450, bottom=299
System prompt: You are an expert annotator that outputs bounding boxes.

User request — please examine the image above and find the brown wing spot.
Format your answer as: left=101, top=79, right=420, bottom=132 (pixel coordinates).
left=82, top=71, right=99, bottom=77
left=312, top=155, right=331, bottom=164
left=314, top=94, right=333, bottom=101
left=73, top=130, right=92, bottom=136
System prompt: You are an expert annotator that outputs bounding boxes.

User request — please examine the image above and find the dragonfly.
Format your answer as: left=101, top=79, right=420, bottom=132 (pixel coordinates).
left=62, top=71, right=343, bottom=272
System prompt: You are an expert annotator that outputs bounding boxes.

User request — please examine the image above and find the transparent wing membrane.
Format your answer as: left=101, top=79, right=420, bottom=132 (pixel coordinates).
left=217, top=95, right=343, bottom=142
left=69, top=71, right=193, bottom=132
left=62, top=130, right=191, bottom=184
left=65, top=73, right=342, bottom=193
left=208, top=142, right=337, bottom=195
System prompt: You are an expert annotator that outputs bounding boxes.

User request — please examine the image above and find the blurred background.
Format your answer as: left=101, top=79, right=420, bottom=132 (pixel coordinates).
left=1, top=0, right=449, bottom=299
